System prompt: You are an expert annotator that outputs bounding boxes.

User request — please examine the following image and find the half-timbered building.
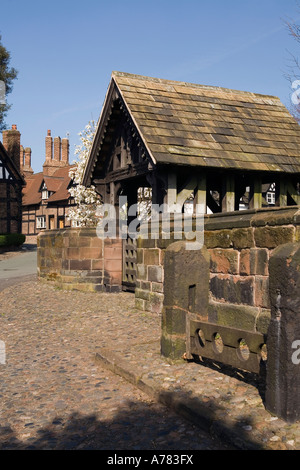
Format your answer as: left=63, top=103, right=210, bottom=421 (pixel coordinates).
left=22, top=130, right=75, bottom=236
left=0, top=136, right=25, bottom=234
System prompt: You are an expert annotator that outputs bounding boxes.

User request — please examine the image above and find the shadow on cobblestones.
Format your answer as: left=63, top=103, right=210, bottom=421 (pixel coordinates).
left=0, top=400, right=238, bottom=450
left=157, top=391, right=263, bottom=451
left=0, top=392, right=265, bottom=450
left=191, top=356, right=267, bottom=402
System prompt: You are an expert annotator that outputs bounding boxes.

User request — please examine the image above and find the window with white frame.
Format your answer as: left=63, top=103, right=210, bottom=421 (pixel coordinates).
left=41, top=182, right=49, bottom=200
left=71, top=219, right=81, bottom=227
left=36, top=216, right=46, bottom=229
left=266, top=191, right=275, bottom=205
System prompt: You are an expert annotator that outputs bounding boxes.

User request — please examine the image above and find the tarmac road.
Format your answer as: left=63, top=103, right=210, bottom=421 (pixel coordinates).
left=0, top=245, right=37, bottom=292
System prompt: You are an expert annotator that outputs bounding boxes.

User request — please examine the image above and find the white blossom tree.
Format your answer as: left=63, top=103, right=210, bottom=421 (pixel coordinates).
left=67, top=120, right=102, bottom=227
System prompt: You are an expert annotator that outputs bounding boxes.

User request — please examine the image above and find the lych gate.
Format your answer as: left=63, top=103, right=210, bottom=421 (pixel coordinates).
left=78, top=71, right=300, bottom=422
left=83, top=71, right=300, bottom=292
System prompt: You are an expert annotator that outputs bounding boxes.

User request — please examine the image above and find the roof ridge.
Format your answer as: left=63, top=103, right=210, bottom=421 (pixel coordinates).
left=111, top=71, right=281, bottom=100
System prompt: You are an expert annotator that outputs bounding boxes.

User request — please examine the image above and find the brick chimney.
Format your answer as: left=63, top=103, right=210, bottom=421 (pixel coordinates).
left=20, top=145, right=24, bottom=166
left=45, top=129, right=53, bottom=162
left=2, top=124, right=21, bottom=171
left=53, top=136, right=61, bottom=161
left=43, top=129, right=70, bottom=176
left=22, top=147, right=34, bottom=177
left=61, top=138, right=69, bottom=164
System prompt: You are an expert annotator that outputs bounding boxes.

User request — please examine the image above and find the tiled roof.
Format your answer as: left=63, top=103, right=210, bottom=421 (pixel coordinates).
left=106, top=71, right=300, bottom=173
left=47, top=166, right=74, bottom=203
left=22, top=165, right=74, bottom=206
left=22, top=172, right=43, bottom=205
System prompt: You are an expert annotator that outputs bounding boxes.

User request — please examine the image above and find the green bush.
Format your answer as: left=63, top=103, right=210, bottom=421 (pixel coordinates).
left=0, top=233, right=26, bottom=247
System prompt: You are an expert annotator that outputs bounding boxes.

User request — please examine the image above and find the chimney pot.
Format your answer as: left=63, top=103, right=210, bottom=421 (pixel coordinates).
left=47, top=129, right=51, bottom=136
left=12, top=124, right=17, bottom=130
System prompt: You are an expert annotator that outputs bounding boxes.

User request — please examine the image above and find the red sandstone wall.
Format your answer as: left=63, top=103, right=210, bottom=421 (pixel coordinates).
left=37, top=228, right=122, bottom=293
left=135, top=206, right=300, bottom=329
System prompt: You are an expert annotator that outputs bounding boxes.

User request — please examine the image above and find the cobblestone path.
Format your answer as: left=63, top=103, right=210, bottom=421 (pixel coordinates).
left=0, top=279, right=229, bottom=450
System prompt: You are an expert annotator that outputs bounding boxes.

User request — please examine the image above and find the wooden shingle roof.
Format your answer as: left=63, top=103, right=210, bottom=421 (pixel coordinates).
left=107, top=71, right=300, bottom=173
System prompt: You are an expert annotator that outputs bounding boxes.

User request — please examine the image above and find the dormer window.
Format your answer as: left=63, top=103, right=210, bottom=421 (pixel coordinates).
left=41, top=182, right=49, bottom=200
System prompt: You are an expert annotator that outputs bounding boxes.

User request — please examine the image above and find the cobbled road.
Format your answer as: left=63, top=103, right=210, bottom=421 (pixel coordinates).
left=0, top=276, right=230, bottom=450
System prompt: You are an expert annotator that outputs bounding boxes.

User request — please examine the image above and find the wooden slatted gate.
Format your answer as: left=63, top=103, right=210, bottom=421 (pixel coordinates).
left=122, top=236, right=137, bottom=292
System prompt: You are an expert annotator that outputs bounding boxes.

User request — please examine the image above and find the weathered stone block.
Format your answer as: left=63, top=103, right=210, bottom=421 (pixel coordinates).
left=62, top=259, right=70, bottom=270
left=136, top=248, right=144, bottom=264
left=90, top=236, right=103, bottom=248
left=66, top=247, right=80, bottom=260
left=210, top=274, right=255, bottom=306
left=137, top=236, right=156, bottom=249
left=204, top=230, right=232, bottom=249
left=251, top=208, right=299, bottom=227
left=156, top=237, right=175, bottom=250
left=137, top=264, right=147, bottom=280
left=144, top=248, right=160, bottom=266
left=161, top=241, right=210, bottom=360
left=254, top=226, right=295, bottom=249
left=254, top=276, right=270, bottom=308
left=135, top=288, right=150, bottom=301
left=256, top=308, right=271, bottom=335
left=231, top=227, right=255, bottom=249
left=209, top=248, right=239, bottom=274
left=69, top=259, right=92, bottom=271
left=140, top=280, right=151, bottom=291
left=148, top=292, right=164, bottom=314
left=91, top=259, right=103, bottom=270
left=240, top=249, right=250, bottom=275
left=152, top=282, right=164, bottom=293
left=78, top=236, right=91, bottom=247
left=68, top=235, right=80, bottom=248
left=163, top=241, right=210, bottom=317
left=250, top=248, right=269, bottom=276
left=162, top=307, right=186, bottom=335
left=161, top=332, right=186, bottom=360
left=266, top=242, right=300, bottom=422
left=148, top=265, right=163, bottom=283
left=104, top=246, right=122, bottom=260
left=104, top=259, right=122, bottom=272
left=208, top=300, right=258, bottom=331
left=135, top=297, right=146, bottom=311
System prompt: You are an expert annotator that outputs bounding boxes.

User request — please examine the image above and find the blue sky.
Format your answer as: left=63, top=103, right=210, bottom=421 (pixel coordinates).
left=1, top=0, right=300, bottom=172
